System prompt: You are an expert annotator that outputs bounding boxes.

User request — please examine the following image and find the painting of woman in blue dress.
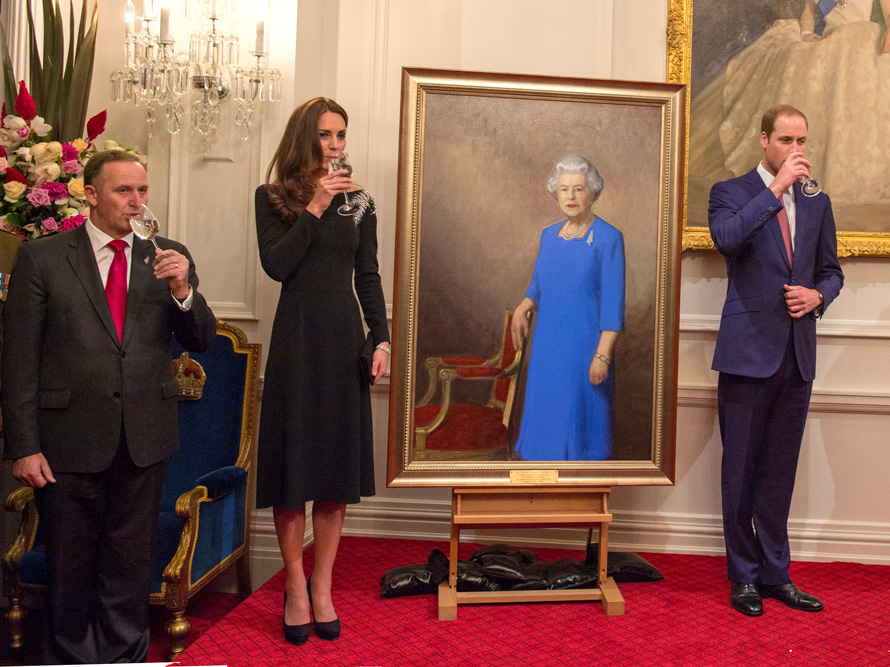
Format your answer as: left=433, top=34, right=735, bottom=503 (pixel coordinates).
left=510, top=156, right=626, bottom=461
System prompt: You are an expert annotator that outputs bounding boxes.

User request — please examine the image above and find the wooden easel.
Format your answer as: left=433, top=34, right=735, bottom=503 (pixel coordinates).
left=437, top=486, right=625, bottom=620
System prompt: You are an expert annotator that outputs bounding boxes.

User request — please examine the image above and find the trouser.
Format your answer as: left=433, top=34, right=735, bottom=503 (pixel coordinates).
left=34, top=438, right=166, bottom=664
left=717, top=334, right=812, bottom=585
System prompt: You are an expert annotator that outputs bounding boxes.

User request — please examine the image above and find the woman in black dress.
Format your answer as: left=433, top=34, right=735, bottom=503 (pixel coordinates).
left=255, top=97, right=390, bottom=645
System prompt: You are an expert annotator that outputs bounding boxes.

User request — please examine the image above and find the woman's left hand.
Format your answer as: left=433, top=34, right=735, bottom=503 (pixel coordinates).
left=589, top=357, right=609, bottom=386
left=371, top=348, right=389, bottom=384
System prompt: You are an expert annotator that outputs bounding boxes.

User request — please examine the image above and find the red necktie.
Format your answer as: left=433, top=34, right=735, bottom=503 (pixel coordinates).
left=105, top=239, right=128, bottom=341
left=777, top=205, right=793, bottom=266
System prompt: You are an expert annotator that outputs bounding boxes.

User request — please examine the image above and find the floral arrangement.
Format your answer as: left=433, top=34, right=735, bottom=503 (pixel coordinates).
left=0, top=81, right=145, bottom=242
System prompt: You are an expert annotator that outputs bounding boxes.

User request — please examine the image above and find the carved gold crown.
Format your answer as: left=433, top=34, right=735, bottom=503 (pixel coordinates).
left=172, top=352, right=207, bottom=400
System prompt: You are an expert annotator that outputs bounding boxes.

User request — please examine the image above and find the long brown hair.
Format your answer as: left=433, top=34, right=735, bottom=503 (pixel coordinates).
left=265, top=97, right=348, bottom=223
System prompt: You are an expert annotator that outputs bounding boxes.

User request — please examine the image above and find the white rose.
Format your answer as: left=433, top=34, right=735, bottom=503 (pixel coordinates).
left=103, top=139, right=122, bottom=151
left=60, top=206, right=79, bottom=218
left=3, top=181, right=27, bottom=202
left=30, top=142, right=48, bottom=159
left=30, top=162, right=61, bottom=185
left=45, top=141, right=63, bottom=158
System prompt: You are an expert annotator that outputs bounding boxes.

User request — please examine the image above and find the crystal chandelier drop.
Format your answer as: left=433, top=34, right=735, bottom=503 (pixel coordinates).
left=110, top=0, right=280, bottom=154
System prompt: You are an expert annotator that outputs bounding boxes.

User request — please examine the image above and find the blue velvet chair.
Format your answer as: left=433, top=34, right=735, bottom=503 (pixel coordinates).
left=2, top=320, right=261, bottom=659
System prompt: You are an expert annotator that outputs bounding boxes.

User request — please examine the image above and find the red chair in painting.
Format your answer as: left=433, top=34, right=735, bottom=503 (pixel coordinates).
left=414, top=308, right=529, bottom=460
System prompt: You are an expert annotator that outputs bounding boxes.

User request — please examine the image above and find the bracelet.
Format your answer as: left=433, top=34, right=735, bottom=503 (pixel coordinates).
left=594, top=353, right=610, bottom=365
left=375, top=343, right=391, bottom=354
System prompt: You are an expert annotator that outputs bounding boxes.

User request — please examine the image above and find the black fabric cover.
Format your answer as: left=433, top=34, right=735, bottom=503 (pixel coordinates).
left=380, top=543, right=662, bottom=598
left=585, top=542, right=665, bottom=583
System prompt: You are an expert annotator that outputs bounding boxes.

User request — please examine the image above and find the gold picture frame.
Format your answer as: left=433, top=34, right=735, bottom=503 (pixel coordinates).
left=671, top=0, right=890, bottom=257
left=386, top=68, right=685, bottom=488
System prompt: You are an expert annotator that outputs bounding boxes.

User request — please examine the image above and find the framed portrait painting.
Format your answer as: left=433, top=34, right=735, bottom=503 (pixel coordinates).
left=669, top=0, right=890, bottom=256
left=386, top=68, right=685, bottom=488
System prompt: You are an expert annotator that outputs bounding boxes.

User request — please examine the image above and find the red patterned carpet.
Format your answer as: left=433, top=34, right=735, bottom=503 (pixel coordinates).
left=176, top=536, right=889, bottom=667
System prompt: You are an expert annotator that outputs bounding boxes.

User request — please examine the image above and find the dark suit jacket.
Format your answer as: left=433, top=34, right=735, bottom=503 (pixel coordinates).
left=708, top=169, right=843, bottom=382
left=0, top=224, right=216, bottom=472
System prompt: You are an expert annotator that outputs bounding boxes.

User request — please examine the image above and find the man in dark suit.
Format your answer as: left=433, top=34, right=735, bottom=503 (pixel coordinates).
left=708, top=105, right=843, bottom=617
left=0, top=150, right=216, bottom=662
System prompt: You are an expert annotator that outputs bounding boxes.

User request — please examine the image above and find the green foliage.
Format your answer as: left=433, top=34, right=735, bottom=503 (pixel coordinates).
left=0, top=0, right=98, bottom=142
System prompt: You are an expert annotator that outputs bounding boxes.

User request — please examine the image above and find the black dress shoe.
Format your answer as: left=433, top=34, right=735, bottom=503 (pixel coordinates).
left=307, top=577, right=341, bottom=641
left=283, top=592, right=311, bottom=646
left=758, top=583, right=824, bottom=612
left=730, top=582, right=763, bottom=616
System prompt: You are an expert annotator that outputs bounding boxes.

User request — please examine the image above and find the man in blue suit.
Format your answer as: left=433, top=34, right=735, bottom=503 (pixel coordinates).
left=708, top=105, right=843, bottom=617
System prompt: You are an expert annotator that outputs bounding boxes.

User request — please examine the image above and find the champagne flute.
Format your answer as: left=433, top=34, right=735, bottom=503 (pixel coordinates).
left=129, top=204, right=164, bottom=265
left=801, top=170, right=821, bottom=197
left=328, top=152, right=357, bottom=216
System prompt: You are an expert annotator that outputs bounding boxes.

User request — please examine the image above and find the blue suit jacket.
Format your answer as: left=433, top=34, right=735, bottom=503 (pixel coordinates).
left=708, top=168, right=843, bottom=382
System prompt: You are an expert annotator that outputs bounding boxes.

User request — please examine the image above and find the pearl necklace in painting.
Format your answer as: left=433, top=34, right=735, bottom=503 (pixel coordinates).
left=562, top=214, right=594, bottom=240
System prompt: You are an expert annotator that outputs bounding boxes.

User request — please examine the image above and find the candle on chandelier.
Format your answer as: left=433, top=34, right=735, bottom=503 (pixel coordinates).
left=255, top=19, right=265, bottom=53
left=159, top=0, right=170, bottom=40
left=143, top=0, right=153, bottom=18
left=125, top=0, right=136, bottom=35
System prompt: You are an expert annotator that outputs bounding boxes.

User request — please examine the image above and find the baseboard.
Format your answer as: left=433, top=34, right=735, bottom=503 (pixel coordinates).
left=339, top=497, right=890, bottom=565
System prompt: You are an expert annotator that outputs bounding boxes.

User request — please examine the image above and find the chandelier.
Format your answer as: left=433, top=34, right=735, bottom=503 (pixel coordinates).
left=110, top=0, right=281, bottom=154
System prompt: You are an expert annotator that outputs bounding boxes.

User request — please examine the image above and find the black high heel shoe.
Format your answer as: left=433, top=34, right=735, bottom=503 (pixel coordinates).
left=283, top=591, right=311, bottom=646
left=307, top=577, right=341, bottom=641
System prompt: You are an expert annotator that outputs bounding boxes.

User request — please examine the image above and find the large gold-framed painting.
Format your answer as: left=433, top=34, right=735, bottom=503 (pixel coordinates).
left=386, top=68, right=685, bottom=488
left=671, top=0, right=890, bottom=257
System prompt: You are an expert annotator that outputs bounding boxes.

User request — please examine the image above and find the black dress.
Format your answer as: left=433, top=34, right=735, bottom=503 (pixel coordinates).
left=254, top=185, right=389, bottom=508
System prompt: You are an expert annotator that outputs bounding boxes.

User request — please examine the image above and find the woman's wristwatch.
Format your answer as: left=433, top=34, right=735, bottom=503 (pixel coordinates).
left=594, top=353, right=610, bottom=365
left=376, top=343, right=391, bottom=354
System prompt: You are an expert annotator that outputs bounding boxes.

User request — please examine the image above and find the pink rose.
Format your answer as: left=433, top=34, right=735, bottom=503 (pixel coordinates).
left=41, top=217, right=60, bottom=233
left=0, top=157, right=7, bottom=174
left=0, top=217, right=15, bottom=233
left=62, top=159, right=82, bottom=174
left=26, top=187, right=52, bottom=207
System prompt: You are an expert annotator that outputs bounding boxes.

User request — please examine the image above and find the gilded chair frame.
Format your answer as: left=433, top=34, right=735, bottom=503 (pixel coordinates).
left=153, top=319, right=260, bottom=658
left=414, top=309, right=528, bottom=461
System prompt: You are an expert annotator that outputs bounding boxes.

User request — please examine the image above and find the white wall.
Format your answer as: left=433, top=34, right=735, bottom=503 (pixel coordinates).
left=14, top=0, right=886, bottom=587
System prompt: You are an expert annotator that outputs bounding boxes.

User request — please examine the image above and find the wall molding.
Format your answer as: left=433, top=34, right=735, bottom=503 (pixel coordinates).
left=336, top=497, right=890, bottom=566
left=678, top=385, right=890, bottom=415
left=680, top=313, right=890, bottom=339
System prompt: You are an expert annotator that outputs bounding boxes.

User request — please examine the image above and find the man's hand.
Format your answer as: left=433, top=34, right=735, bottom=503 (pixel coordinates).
left=784, top=284, right=822, bottom=318
left=13, top=453, right=56, bottom=488
left=771, top=151, right=812, bottom=198
left=153, top=248, right=191, bottom=300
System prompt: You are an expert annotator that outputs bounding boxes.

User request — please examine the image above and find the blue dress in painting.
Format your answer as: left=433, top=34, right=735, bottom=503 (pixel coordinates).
left=514, top=217, right=625, bottom=461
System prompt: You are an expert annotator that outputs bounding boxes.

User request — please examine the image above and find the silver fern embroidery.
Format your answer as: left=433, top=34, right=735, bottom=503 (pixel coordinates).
left=349, top=191, right=375, bottom=227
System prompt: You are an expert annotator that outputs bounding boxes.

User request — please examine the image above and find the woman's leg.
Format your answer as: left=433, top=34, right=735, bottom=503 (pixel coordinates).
left=272, top=505, right=311, bottom=625
left=309, top=501, right=346, bottom=622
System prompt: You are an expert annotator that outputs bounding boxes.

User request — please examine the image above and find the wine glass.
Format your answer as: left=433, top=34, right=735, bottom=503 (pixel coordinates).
left=328, top=152, right=356, bottom=216
left=801, top=171, right=821, bottom=197
left=128, top=204, right=163, bottom=264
